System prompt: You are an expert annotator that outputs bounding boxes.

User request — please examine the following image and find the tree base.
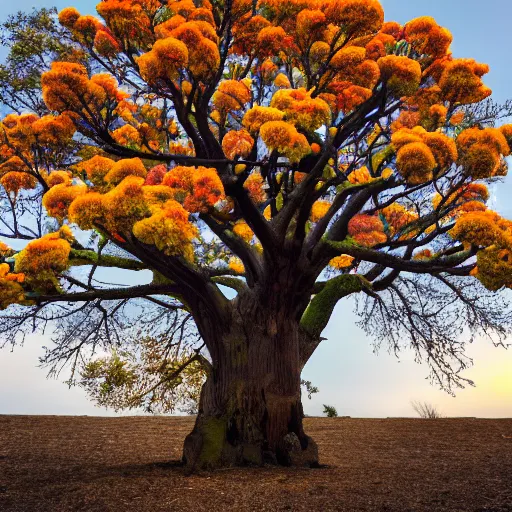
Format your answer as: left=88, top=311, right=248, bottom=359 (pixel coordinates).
left=182, top=416, right=319, bottom=472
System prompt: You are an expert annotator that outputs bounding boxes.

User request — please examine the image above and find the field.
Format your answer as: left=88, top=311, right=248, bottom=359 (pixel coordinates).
left=1, top=416, right=511, bottom=512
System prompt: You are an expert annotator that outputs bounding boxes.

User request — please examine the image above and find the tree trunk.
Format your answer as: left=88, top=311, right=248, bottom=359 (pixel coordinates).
left=182, top=297, right=319, bottom=471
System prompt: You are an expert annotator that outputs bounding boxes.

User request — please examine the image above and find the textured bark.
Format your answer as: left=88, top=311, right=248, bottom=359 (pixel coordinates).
left=182, top=294, right=318, bottom=471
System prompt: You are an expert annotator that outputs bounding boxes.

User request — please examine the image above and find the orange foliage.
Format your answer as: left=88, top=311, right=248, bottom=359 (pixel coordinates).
left=457, top=127, right=509, bottom=179
left=222, top=130, right=254, bottom=160
left=162, top=166, right=225, bottom=212
left=259, top=121, right=310, bottom=163
left=348, top=214, right=387, bottom=247
left=244, top=173, right=267, bottom=204
left=378, top=55, right=421, bottom=97
left=42, top=183, right=88, bottom=220
left=132, top=200, right=198, bottom=261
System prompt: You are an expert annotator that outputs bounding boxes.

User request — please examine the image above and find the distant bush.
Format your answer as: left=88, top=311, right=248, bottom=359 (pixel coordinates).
left=323, top=404, right=338, bottom=418
left=411, top=401, right=442, bottom=419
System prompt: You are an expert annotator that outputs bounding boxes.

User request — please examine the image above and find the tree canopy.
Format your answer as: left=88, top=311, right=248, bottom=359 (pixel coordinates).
left=1, top=0, right=512, bottom=468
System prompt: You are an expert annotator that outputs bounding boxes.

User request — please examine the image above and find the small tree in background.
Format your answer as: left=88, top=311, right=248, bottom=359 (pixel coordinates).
left=411, top=401, right=443, bottom=419
left=0, top=0, right=512, bottom=471
left=323, top=405, right=338, bottom=418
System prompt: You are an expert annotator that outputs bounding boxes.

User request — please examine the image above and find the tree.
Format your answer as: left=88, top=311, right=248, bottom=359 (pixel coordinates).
left=323, top=405, right=338, bottom=418
left=411, top=401, right=442, bottom=419
left=0, top=8, right=75, bottom=115
left=0, top=0, right=512, bottom=471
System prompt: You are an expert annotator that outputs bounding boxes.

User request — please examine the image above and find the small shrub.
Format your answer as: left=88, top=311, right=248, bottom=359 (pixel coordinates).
left=323, top=404, right=338, bottom=418
left=411, top=400, right=442, bottom=419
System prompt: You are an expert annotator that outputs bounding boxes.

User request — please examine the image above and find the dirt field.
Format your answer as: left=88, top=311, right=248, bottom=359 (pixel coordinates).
left=1, top=416, right=511, bottom=512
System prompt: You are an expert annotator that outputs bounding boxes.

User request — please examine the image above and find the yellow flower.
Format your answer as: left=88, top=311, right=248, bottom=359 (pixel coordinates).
left=310, top=200, right=331, bottom=222
left=228, top=257, right=245, bottom=274
left=329, top=255, right=355, bottom=269
left=233, top=222, right=254, bottom=242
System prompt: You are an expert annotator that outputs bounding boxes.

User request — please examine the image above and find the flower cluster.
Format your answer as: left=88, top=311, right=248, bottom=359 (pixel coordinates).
left=378, top=56, right=422, bottom=97
left=348, top=214, right=387, bottom=247
left=162, top=166, right=225, bottom=213
left=132, top=200, right=198, bottom=261
left=213, top=80, right=251, bottom=113
left=392, top=127, right=457, bottom=184
left=329, top=255, right=355, bottom=269
left=42, top=63, right=128, bottom=119
left=381, top=203, right=418, bottom=239
left=456, top=127, right=510, bottom=179
left=270, top=88, right=331, bottom=132
left=14, top=228, right=73, bottom=292
left=222, top=130, right=254, bottom=160
left=259, top=121, right=310, bottom=163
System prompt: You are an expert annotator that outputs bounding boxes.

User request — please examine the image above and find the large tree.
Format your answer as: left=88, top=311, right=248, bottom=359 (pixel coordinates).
left=1, top=0, right=512, bottom=471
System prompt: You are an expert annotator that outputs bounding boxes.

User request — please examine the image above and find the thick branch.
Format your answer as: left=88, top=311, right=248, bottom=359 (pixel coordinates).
left=31, top=283, right=183, bottom=305
left=69, top=249, right=147, bottom=271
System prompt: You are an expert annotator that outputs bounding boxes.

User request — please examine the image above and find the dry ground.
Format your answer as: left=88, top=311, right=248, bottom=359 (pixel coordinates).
left=0, top=416, right=511, bottom=512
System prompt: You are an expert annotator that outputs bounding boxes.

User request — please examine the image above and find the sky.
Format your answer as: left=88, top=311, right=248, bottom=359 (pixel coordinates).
left=1, top=0, right=512, bottom=418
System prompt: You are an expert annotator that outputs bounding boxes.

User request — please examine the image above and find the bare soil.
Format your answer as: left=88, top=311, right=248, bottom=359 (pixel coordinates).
left=0, top=415, right=511, bottom=511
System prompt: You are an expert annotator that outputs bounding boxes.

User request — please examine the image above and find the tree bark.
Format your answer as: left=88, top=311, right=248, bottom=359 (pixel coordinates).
left=182, top=295, right=319, bottom=471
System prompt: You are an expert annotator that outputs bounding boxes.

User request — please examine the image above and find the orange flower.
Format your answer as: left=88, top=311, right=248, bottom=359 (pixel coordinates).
left=244, top=173, right=266, bottom=204
left=242, top=106, right=284, bottom=132
left=348, top=214, right=387, bottom=247
left=310, top=201, right=331, bottom=222
left=58, top=7, right=81, bottom=29
left=42, top=183, right=88, bottom=220
left=0, top=172, right=38, bottom=196
left=68, top=192, right=105, bottom=230
left=438, top=59, right=492, bottom=105
left=104, top=158, right=147, bottom=185
left=222, top=130, right=254, bottom=160
left=330, top=46, right=381, bottom=89
left=396, top=142, right=436, bottom=185
left=270, top=88, right=331, bottom=131
left=457, top=127, right=509, bottom=179
left=213, top=80, right=251, bottom=112
left=15, top=231, right=72, bottom=277
left=378, top=55, right=422, bottom=97
left=228, top=257, right=245, bottom=274
left=80, top=155, right=116, bottom=186
left=404, top=17, right=452, bottom=58
left=163, top=166, right=225, bottom=212
left=233, top=222, right=254, bottom=242
left=450, top=210, right=507, bottom=248
left=132, top=200, right=198, bottom=261
left=325, top=0, right=384, bottom=37
left=260, top=121, right=310, bottom=163
left=329, top=255, right=355, bottom=269
left=45, top=171, right=72, bottom=188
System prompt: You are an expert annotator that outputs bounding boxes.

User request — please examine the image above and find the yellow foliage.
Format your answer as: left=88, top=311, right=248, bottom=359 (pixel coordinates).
left=233, top=222, right=254, bottom=242
left=270, top=88, right=331, bottom=132
left=378, top=55, right=421, bottom=97
left=222, top=130, right=254, bottom=160
left=329, top=255, right=355, bottom=269
left=43, top=183, right=88, bottom=220
left=310, top=200, right=331, bottom=222
left=132, top=200, right=198, bottom=261
left=104, top=158, right=147, bottom=186
left=242, top=106, right=285, bottom=133
left=259, top=121, right=311, bottom=163
left=15, top=230, right=71, bottom=277
left=228, top=257, right=245, bottom=274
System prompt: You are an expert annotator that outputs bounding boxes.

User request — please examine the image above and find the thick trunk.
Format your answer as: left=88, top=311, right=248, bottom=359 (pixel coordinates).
left=182, top=300, right=318, bottom=471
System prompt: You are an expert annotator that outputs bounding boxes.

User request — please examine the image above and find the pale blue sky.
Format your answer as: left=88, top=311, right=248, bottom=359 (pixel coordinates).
left=0, top=0, right=511, bottom=418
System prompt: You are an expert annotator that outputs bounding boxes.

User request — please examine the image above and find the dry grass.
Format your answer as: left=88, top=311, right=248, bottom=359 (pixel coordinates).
left=1, top=415, right=512, bottom=511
